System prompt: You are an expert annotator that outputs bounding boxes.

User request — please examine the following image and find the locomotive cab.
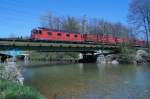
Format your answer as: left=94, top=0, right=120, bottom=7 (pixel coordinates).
left=31, top=29, right=40, bottom=39
left=31, top=28, right=48, bottom=40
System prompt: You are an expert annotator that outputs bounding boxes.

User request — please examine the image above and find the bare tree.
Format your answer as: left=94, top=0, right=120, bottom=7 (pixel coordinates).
left=41, top=12, right=131, bottom=40
left=88, top=19, right=131, bottom=39
left=99, top=20, right=112, bottom=35
left=41, top=12, right=62, bottom=30
left=128, top=0, right=150, bottom=49
left=80, top=15, right=88, bottom=34
left=113, top=23, right=130, bottom=38
left=62, top=16, right=80, bottom=33
left=88, top=18, right=99, bottom=34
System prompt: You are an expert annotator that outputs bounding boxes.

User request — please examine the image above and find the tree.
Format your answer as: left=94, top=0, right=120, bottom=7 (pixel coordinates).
left=62, top=16, right=80, bottom=33
left=112, top=23, right=130, bottom=38
left=98, top=20, right=112, bottom=35
left=41, top=12, right=131, bottom=40
left=128, top=0, right=150, bottom=49
left=80, top=15, right=88, bottom=34
left=41, top=12, right=62, bottom=30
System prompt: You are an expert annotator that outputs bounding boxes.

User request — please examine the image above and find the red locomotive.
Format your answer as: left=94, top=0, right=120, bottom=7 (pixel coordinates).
left=31, top=27, right=145, bottom=46
left=31, top=28, right=84, bottom=42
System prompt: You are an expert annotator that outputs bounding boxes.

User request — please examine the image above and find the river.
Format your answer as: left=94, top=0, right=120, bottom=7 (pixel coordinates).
left=23, top=63, right=150, bottom=99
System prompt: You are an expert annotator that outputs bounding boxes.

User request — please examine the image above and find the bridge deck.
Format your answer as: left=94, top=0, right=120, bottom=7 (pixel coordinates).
left=0, top=39, right=119, bottom=52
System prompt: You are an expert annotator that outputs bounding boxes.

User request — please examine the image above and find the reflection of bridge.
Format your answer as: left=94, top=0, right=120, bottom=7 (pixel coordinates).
left=0, top=39, right=143, bottom=63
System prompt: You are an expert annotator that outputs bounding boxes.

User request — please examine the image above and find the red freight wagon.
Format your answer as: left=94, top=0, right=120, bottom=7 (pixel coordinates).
left=116, top=38, right=124, bottom=43
left=100, top=35, right=114, bottom=44
left=97, top=35, right=103, bottom=42
left=107, top=35, right=116, bottom=44
left=100, top=35, right=108, bottom=43
left=123, top=38, right=129, bottom=43
left=83, top=34, right=98, bottom=42
left=134, top=40, right=145, bottom=46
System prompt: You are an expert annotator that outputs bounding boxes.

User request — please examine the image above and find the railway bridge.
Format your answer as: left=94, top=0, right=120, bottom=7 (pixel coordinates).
left=0, top=39, right=142, bottom=63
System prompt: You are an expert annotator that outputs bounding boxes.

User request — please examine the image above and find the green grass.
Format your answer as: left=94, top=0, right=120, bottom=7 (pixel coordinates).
left=0, top=79, right=45, bottom=99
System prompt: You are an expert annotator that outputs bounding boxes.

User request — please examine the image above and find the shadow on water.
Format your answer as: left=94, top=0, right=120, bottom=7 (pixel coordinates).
left=79, top=63, right=99, bottom=73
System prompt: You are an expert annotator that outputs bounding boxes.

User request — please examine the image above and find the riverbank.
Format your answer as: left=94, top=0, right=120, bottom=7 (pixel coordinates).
left=27, top=49, right=150, bottom=65
left=97, top=48, right=150, bottom=65
left=0, top=63, right=45, bottom=99
left=0, top=79, right=45, bottom=99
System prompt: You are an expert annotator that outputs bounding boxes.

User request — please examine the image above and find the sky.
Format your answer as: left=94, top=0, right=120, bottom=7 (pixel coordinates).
left=0, top=0, right=131, bottom=37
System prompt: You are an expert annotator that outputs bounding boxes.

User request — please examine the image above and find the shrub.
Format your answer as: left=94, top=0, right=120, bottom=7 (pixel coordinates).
left=0, top=79, right=45, bottom=99
left=118, top=47, right=135, bottom=64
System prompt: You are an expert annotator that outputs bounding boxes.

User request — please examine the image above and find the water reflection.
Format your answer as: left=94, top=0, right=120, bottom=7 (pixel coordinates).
left=23, top=63, right=150, bottom=99
left=81, top=63, right=99, bottom=74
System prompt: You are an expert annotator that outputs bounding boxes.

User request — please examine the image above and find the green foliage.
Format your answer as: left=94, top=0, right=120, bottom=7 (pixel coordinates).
left=120, top=46, right=135, bottom=54
left=0, top=79, right=45, bottom=99
left=118, top=54, right=133, bottom=64
left=118, top=47, right=136, bottom=64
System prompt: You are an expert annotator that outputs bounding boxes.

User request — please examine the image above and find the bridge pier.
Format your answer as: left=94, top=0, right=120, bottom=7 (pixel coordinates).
left=0, top=55, right=8, bottom=63
left=79, top=52, right=97, bottom=63
left=79, top=50, right=117, bottom=63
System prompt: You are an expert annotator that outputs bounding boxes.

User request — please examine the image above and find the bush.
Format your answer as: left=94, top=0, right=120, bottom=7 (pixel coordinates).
left=118, top=54, right=133, bottom=64
left=118, top=47, right=135, bottom=64
left=0, top=79, right=45, bottom=99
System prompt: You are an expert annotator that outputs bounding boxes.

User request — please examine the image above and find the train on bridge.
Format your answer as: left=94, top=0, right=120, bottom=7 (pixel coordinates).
left=31, top=27, right=145, bottom=46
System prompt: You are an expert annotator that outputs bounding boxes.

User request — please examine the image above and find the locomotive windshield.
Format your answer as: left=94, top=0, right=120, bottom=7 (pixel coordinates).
left=31, top=29, right=42, bottom=35
left=38, top=30, right=42, bottom=34
left=31, top=29, right=38, bottom=34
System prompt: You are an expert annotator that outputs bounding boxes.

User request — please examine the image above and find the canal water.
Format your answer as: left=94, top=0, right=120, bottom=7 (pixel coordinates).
left=23, top=64, right=150, bottom=99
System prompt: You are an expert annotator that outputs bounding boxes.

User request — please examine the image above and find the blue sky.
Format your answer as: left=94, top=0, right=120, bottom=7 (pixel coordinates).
left=0, top=0, right=131, bottom=37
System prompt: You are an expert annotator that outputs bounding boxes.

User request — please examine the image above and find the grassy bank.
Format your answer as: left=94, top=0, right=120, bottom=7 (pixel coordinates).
left=0, top=79, right=45, bottom=99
